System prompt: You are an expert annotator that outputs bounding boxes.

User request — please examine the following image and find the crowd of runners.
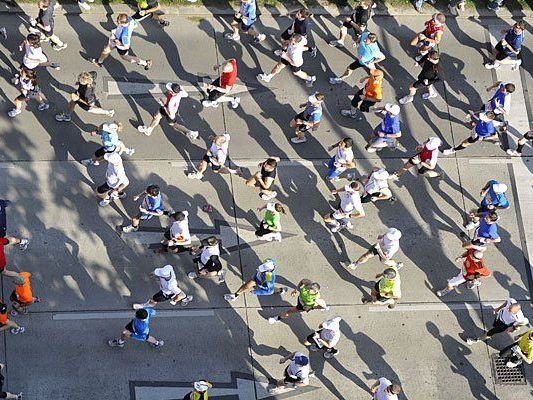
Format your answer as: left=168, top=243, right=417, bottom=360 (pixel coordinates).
left=1, top=0, right=532, bottom=398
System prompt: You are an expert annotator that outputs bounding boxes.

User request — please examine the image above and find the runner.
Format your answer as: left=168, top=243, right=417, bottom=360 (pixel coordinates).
left=225, top=0, right=266, bottom=44
left=326, top=138, right=355, bottom=182
left=462, top=210, right=501, bottom=251
left=133, top=264, right=193, bottom=309
left=224, top=258, right=287, bottom=301
left=187, top=133, right=241, bottom=180
left=289, top=92, right=324, bottom=144
left=362, top=264, right=402, bottom=309
left=466, top=298, right=529, bottom=345
left=122, top=185, right=166, bottom=233
left=108, top=308, right=164, bottom=348
left=443, top=111, right=504, bottom=155
left=370, top=377, right=402, bottom=400
left=158, top=211, right=193, bottom=254
left=81, top=122, right=135, bottom=166
left=90, top=14, right=152, bottom=70
left=137, top=82, right=198, bottom=139
left=0, top=363, right=22, bottom=399
left=202, top=59, right=241, bottom=109
left=471, top=81, right=515, bottom=123
left=95, top=152, right=130, bottom=207
left=410, top=13, right=445, bottom=61
left=245, top=157, right=280, bottom=200
left=506, top=130, right=532, bottom=156
left=304, top=317, right=342, bottom=359
left=131, top=0, right=170, bottom=27
left=268, top=279, right=328, bottom=324
left=464, top=180, right=509, bottom=230
left=329, top=0, right=375, bottom=47
left=329, top=31, right=385, bottom=84
left=18, top=33, right=60, bottom=71
left=347, top=228, right=402, bottom=270
left=188, top=236, right=225, bottom=282
left=55, top=71, right=114, bottom=122
left=30, top=0, right=67, bottom=51
left=323, top=182, right=365, bottom=233
left=8, top=68, right=48, bottom=118
left=269, top=352, right=311, bottom=394
left=0, top=236, right=29, bottom=279
left=390, top=137, right=442, bottom=180
left=484, top=21, right=526, bottom=71
left=182, top=381, right=213, bottom=400
left=365, top=103, right=401, bottom=153
left=255, top=202, right=285, bottom=242
left=340, top=68, right=383, bottom=119
left=499, top=328, right=533, bottom=368
left=10, top=272, right=41, bottom=316
left=399, top=50, right=441, bottom=104
left=0, top=302, right=25, bottom=335
left=257, top=34, right=317, bottom=85
left=360, top=168, right=394, bottom=203
left=436, top=249, right=491, bottom=297
left=279, top=8, right=312, bottom=50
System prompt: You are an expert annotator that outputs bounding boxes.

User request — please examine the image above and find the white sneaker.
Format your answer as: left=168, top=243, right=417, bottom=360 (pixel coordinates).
left=329, top=77, right=342, bottom=84
left=187, top=130, right=199, bottom=140
left=122, top=225, right=138, bottom=233
left=511, top=60, right=522, bottom=71
left=273, top=49, right=283, bottom=56
left=124, top=148, right=135, bottom=156
left=224, top=293, right=237, bottom=301
left=465, top=221, right=479, bottom=230
left=99, top=199, right=111, bottom=207
left=442, top=149, right=456, bottom=155
left=254, top=33, right=266, bottom=43
left=506, top=149, right=521, bottom=156
left=340, top=109, right=358, bottom=119
left=484, top=62, right=496, bottom=70
left=188, top=271, right=198, bottom=279
left=187, top=171, right=203, bottom=180
left=347, top=262, right=359, bottom=270
left=53, top=43, right=68, bottom=51
left=231, top=97, right=240, bottom=109
left=330, top=224, right=342, bottom=233
left=389, top=173, right=400, bottom=181
left=257, top=73, right=272, bottom=83
left=218, top=269, right=227, bottom=282
left=345, top=221, right=353, bottom=229
left=290, top=136, right=307, bottom=144
left=78, top=1, right=90, bottom=11
left=415, top=54, right=424, bottom=62
left=466, top=338, right=480, bottom=345
left=38, top=102, right=50, bottom=111
left=137, top=125, right=151, bottom=136
left=506, top=361, right=520, bottom=368
left=81, top=159, right=93, bottom=166
left=273, top=232, right=282, bottom=242
left=306, top=76, right=316, bottom=85
left=399, top=95, right=414, bottom=105
left=224, top=32, right=240, bottom=41
left=180, top=295, right=193, bottom=306
left=133, top=303, right=148, bottom=310
left=107, top=110, right=115, bottom=117
left=268, top=317, right=280, bottom=324
left=8, top=109, right=21, bottom=118
left=18, top=239, right=29, bottom=251
left=422, top=92, right=438, bottom=100
left=328, top=40, right=343, bottom=48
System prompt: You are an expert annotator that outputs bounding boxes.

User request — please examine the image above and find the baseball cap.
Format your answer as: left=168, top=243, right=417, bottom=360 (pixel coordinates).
left=385, top=228, right=402, bottom=241
left=154, top=264, right=174, bottom=279
left=102, top=123, right=119, bottom=134
left=294, top=355, right=309, bottom=366
left=266, top=202, right=276, bottom=212
left=383, top=268, right=397, bottom=279
left=322, top=316, right=341, bottom=331
left=104, top=152, right=122, bottom=165
left=426, top=137, right=442, bottom=150
left=493, top=183, right=508, bottom=194
left=373, top=168, right=389, bottom=180
left=258, top=259, right=276, bottom=272
left=194, top=381, right=210, bottom=392
left=165, top=82, right=181, bottom=93
left=384, top=103, right=400, bottom=116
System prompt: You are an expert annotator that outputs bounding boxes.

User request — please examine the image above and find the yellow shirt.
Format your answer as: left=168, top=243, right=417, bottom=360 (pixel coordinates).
left=518, top=329, right=533, bottom=363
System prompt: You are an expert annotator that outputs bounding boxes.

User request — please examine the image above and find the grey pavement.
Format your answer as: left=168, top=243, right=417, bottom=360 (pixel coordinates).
left=0, top=8, right=532, bottom=400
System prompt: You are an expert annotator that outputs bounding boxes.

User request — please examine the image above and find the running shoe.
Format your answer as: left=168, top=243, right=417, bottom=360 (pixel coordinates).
left=55, top=112, right=72, bottom=122
left=108, top=339, right=124, bottom=348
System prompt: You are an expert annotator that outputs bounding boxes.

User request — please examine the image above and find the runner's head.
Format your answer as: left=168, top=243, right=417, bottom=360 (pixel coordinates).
left=513, top=21, right=526, bottom=33
left=365, top=33, right=378, bottom=44
left=383, top=268, right=397, bottom=280
left=427, top=50, right=440, bottom=63
left=293, top=354, right=309, bottom=367
left=135, top=308, right=148, bottom=320
left=116, top=13, right=129, bottom=26
left=103, top=152, right=122, bottom=165
left=38, top=0, right=49, bottom=9
left=222, top=59, right=236, bottom=73
left=484, top=211, right=499, bottom=224
left=384, top=103, right=400, bottom=116
left=322, top=316, right=341, bottom=332
left=388, top=384, right=402, bottom=395
left=306, top=282, right=321, bottom=294
left=503, top=83, right=516, bottom=94
left=259, top=258, right=276, bottom=272
left=27, top=33, right=41, bottom=47
left=425, top=137, right=442, bottom=150
left=165, top=82, right=181, bottom=94
left=472, top=250, right=485, bottom=260
left=347, top=181, right=361, bottom=191
left=146, top=184, right=160, bottom=197
left=193, top=380, right=212, bottom=393
left=509, top=303, right=521, bottom=315
left=102, top=122, right=122, bottom=134
left=385, top=227, right=402, bottom=241
left=77, top=71, right=94, bottom=86
left=360, top=0, right=372, bottom=8
left=267, top=203, right=286, bottom=214
left=492, top=183, right=507, bottom=194
left=370, top=68, right=384, bottom=81
left=308, top=92, right=325, bottom=104
left=264, top=158, right=278, bottom=171
left=155, top=264, right=174, bottom=281
left=480, top=111, right=495, bottom=122
left=340, top=137, right=353, bottom=149
left=290, top=34, right=304, bottom=44
left=214, top=134, right=228, bottom=146
left=170, top=211, right=187, bottom=222
left=433, top=13, right=445, bottom=25
left=21, top=68, right=37, bottom=84
left=296, top=8, right=311, bottom=19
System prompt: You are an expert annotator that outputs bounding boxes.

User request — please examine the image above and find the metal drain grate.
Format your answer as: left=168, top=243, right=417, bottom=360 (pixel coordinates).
left=491, top=354, right=527, bottom=385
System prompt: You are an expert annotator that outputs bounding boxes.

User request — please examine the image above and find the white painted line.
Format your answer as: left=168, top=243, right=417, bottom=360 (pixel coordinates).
left=106, top=80, right=251, bottom=97
left=368, top=302, right=501, bottom=312
left=0, top=164, right=14, bottom=168
left=172, top=159, right=331, bottom=168
left=52, top=309, right=215, bottom=320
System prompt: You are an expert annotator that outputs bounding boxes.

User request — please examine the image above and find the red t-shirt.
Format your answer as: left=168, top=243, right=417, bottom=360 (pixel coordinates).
left=463, top=250, right=491, bottom=279
left=220, top=59, right=238, bottom=89
left=0, top=237, right=9, bottom=270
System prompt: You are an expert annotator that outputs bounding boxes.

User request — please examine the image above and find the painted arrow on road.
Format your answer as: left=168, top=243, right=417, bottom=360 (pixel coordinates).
left=103, top=74, right=271, bottom=100
left=121, top=218, right=297, bottom=253
left=131, top=371, right=320, bottom=400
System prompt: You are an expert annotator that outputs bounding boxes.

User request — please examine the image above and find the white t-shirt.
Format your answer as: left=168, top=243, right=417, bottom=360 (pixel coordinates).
left=286, top=352, right=310, bottom=384
left=105, top=159, right=129, bottom=189
left=284, top=36, right=308, bottom=67
left=364, top=173, right=389, bottom=195
left=374, top=378, right=398, bottom=400
left=200, top=244, right=220, bottom=265
left=166, top=90, right=188, bottom=119
left=339, top=185, right=363, bottom=215
left=320, top=328, right=340, bottom=347
left=334, top=147, right=354, bottom=172
left=378, top=236, right=400, bottom=259
left=169, top=213, right=191, bottom=245
left=154, top=270, right=181, bottom=296
left=23, top=43, right=48, bottom=69
left=209, top=134, right=230, bottom=166
left=499, top=298, right=529, bottom=326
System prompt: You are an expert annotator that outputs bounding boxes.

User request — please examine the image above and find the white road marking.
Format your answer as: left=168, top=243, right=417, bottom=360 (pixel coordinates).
left=52, top=309, right=214, bottom=320
left=106, top=80, right=252, bottom=97
left=368, top=302, right=501, bottom=312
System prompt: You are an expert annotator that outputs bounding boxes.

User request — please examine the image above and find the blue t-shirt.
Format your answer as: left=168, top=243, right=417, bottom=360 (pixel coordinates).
left=504, top=29, right=524, bottom=56
left=481, top=180, right=510, bottom=209
left=379, top=114, right=401, bottom=135
left=101, top=129, right=119, bottom=151
left=358, top=31, right=384, bottom=66
left=489, top=84, right=507, bottom=111
left=475, top=119, right=496, bottom=138
left=130, top=308, right=156, bottom=341
left=142, top=193, right=164, bottom=212
left=304, top=102, right=322, bottom=123
left=476, top=212, right=500, bottom=240
left=253, top=270, right=276, bottom=295
left=239, top=0, right=257, bottom=26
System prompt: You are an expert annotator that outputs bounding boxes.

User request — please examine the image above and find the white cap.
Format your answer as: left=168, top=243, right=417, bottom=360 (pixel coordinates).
left=102, top=123, right=119, bottom=134
left=258, top=259, right=276, bottom=272
left=385, top=227, right=402, bottom=241
left=426, top=137, right=442, bottom=150
left=373, top=168, right=389, bottom=180
left=194, top=381, right=210, bottom=392
left=322, top=316, right=341, bottom=331
left=266, top=202, right=276, bottom=212
left=104, top=152, right=122, bottom=165
left=154, top=264, right=174, bottom=279
left=384, top=103, right=400, bottom=116
left=493, top=183, right=508, bottom=194
left=344, top=183, right=356, bottom=193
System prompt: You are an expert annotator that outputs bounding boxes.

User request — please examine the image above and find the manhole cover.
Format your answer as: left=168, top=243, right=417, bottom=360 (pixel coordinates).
left=491, top=354, right=527, bottom=385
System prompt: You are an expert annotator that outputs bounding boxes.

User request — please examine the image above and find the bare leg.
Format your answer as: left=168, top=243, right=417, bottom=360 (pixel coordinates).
left=293, top=70, right=311, bottom=81
left=88, top=106, right=114, bottom=115
left=338, top=67, right=354, bottom=80
left=120, top=54, right=148, bottom=67
left=97, top=45, right=112, bottom=64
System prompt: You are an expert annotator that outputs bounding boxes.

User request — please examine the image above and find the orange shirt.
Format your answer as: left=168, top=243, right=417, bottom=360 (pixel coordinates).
left=0, top=312, right=7, bottom=325
left=15, top=271, right=33, bottom=303
left=364, top=77, right=383, bottom=101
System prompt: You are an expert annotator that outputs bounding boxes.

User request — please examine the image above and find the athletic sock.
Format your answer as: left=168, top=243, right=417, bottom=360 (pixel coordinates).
left=516, top=143, right=524, bottom=154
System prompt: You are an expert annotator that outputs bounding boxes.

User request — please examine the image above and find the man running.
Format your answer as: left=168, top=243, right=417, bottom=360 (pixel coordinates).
left=268, top=279, right=328, bottom=324
left=329, top=31, right=385, bottom=84
left=506, top=130, right=532, bottom=156
left=340, top=68, right=383, bottom=118
left=257, top=34, right=317, bottom=85
left=18, top=33, right=60, bottom=71
left=0, top=236, right=29, bottom=279
left=326, top=138, right=355, bottom=181
left=202, top=59, right=241, bottom=109
left=365, top=103, right=401, bottom=152
left=183, top=381, right=213, bottom=400
left=122, top=185, right=166, bottom=233
left=81, top=122, right=135, bottom=166
left=133, top=264, right=193, bottom=309
left=399, top=50, right=441, bottom=104
left=131, top=0, right=170, bottom=27
left=473, top=81, right=515, bottom=123
left=289, top=92, right=324, bottom=144
left=465, top=180, right=509, bottom=230
left=347, top=228, right=402, bottom=270
left=278, top=8, right=311, bottom=51
left=224, top=258, right=287, bottom=301
left=499, top=328, right=533, bottom=368
left=436, top=249, right=491, bottom=296
left=108, top=308, right=164, bottom=348
left=246, top=157, right=280, bottom=200
left=485, top=21, right=526, bottom=71
left=304, top=317, right=342, bottom=359
left=269, top=352, right=311, bottom=394
left=255, top=203, right=285, bottom=242
left=137, top=82, right=198, bottom=139
left=390, top=137, right=442, bottom=180
left=188, top=236, right=225, bottom=282
left=0, top=302, right=25, bottom=335
left=0, top=363, right=22, bottom=399
left=158, top=211, right=192, bottom=254
left=329, top=0, right=375, bottom=47
left=225, top=0, right=266, bottom=44
left=362, top=264, right=402, bottom=309
left=90, top=14, right=152, bottom=70
left=463, top=210, right=501, bottom=250
left=187, top=133, right=241, bottom=180
left=95, top=152, right=130, bottom=207
left=10, top=272, right=41, bottom=316
left=323, top=182, right=365, bottom=233
left=360, top=168, right=394, bottom=203
left=370, top=377, right=402, bottom=400
left=8, top=68, right=48, bottom=118
left=466, top=298, right=529, bottom=345
left=410, top=13, right=445, bottom=61
left=30, top=0, right=67, bottom=51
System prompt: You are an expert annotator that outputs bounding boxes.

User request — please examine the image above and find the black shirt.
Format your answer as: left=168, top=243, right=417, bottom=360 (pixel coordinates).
left=354, top=2, right=373, bottom=25
left=261, top=164, right=277, bottom=180
left=77, top=83, right=96, bottom=105
left=417, top=56, right=440, bottom=83
left=37, top=7, right=54, bottom=28
left=292, top=17, right=310, bottom=36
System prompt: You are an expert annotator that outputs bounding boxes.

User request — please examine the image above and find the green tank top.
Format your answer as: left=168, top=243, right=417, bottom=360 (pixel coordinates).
left=299, top=286, right=319, bottom=307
